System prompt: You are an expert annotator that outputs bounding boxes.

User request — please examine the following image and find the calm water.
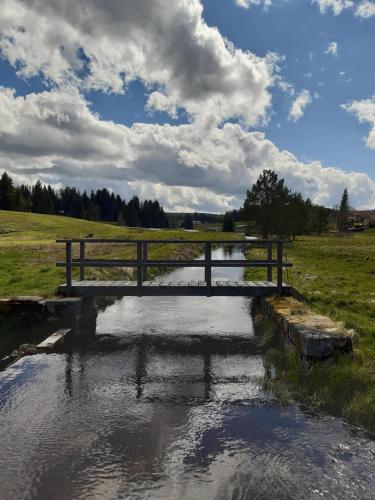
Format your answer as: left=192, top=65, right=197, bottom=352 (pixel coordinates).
left=0, top=248, right=374, bottom=500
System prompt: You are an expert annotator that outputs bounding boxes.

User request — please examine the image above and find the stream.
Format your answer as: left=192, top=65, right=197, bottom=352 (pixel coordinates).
left=0, top=247, right=374, bottom=499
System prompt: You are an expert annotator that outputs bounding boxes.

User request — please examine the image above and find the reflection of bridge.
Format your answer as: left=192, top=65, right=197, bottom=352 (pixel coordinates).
left=57, top=239, right=292, bottom=297
left=64, top=332, right=265, bottom=402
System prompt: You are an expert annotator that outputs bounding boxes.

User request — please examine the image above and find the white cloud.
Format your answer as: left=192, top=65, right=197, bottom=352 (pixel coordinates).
left=355, top=1, right=375, bottom=18
left=1, top=0, right=374, bottom=212
left=325, top=42, right=338, bottom=56
left=234, top=0, right=272, bottom=8
left=342, top=97, right=375, bottom=149
left=1, top=86, right=374, bottom=210
left=313, top=0, right=353, bottom=15
left=289, top=90, right=312, bottom=122
left=0, top=0, right=276, bottom=127
left=314, top=0, right=375, bottom=17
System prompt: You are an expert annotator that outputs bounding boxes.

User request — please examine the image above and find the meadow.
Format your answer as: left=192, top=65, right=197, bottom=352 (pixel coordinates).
left=254, top=231, right=375, bottom=432
left=0, top=210, right=239, bottom=297
left=1, top=210, right=375, bottom=431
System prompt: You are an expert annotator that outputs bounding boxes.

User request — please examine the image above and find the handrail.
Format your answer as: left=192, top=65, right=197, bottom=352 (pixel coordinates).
left=56, top=238, right=287, bottom=244
left=56, top=238, right=291, bottom=295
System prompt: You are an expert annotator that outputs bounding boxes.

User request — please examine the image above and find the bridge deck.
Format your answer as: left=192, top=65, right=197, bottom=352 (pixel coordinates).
left=58, top=280, right=290, bottom=297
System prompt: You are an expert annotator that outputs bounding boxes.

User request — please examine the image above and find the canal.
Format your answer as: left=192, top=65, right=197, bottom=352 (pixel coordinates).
left=0, top=247, right=374, bottom=499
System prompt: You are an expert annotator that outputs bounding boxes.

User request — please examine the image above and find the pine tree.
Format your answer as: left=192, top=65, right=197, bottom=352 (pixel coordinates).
left=183, top=214, right=194, bottom=229
left=0, top=172, right=15, bottom=210
left=222, top=213, right=235, bottom=232
left=243, top=170, right=290, bottom=239
left=337, top=188, right=350, bottom=232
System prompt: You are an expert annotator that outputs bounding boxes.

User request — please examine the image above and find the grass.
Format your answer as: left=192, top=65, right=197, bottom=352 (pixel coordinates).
left=246, top=230, right=375, bottom=433
left=0, top=210, right=241, bottom=297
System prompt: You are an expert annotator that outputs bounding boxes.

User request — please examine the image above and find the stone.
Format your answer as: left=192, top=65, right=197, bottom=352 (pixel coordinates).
left=18, top=343, right=38, bottom=355
left=258, top=295, right=353, bottom=360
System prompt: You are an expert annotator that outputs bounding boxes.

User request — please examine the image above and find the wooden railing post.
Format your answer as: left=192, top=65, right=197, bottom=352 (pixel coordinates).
left=142, top=241, right=148, bottom=281
left=205, top=241, right=212, bottom=296
left=137, top=242, right=143, bottom=295
left=267, top=241, right=273, bottom=282
left=79, top=241, right=85, bottom=281
left=277, top=241, right=283, bottom=294
left=66, top=240, right=72, bottom=295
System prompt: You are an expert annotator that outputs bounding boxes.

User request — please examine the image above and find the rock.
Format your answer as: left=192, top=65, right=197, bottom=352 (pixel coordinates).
left=258, top=295, right=353, bottom=360
left=18, top=343, right=38, bottom=355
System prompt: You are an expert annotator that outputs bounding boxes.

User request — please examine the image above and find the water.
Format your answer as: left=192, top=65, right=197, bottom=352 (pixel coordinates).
left=0, top=247, right=374, bottom=500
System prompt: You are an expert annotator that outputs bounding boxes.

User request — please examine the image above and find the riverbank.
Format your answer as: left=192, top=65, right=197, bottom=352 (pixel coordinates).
left=247, top=231, right=375, bottom=433
left=0, top=210, right=241, bottom=298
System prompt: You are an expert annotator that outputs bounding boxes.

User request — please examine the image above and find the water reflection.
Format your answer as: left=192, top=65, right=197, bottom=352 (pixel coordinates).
left=0, top=247, right=375, bottom=499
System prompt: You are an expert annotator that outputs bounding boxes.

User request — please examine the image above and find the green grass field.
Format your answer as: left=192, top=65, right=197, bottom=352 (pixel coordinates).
left=0, top=210, right=240, bottom=297
left=247, top=231, right=375, bottom=433
left=1, top=210, right=375, bottom=431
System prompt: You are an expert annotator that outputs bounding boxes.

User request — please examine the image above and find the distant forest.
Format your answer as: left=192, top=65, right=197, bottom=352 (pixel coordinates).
left=0, top=172, right=169, bottom=228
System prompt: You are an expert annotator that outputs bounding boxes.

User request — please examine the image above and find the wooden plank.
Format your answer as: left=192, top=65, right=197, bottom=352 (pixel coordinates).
left=188, top=281, right=199, bottom=287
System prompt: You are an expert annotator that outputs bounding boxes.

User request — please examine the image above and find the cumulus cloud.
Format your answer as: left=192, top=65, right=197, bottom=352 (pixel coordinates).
left=289, top=90, right=312, bottom=122
left=0, top=0, right=276, bottom=127
left=325, top=42, right=338, bottom=56
left=342, top=97, right=375, bottom=149
left=355, top=1, right=375, bottom=18
left=1, top=0, right=375, bottom=212
left=1, top=86, right=374, bottom=210
left=313, top=0, right=375, bottom=17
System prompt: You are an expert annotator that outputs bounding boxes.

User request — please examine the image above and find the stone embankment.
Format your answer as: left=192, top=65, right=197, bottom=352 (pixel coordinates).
left=258, top=295, right=353, bottom=360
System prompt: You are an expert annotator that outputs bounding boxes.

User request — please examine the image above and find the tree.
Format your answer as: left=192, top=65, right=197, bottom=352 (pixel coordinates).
left=222, top=213, right=235, bottom=232
left=31, top=181, right=54, bottom=214
left=183, top=213, right=194, bottom=229
left=337, top=188, right=350, bottom=232
left=0, top=171, right=169, bottom=228
left=243, top=170, right=290, bottom=239
left=0, top=172, right=15, bottom=210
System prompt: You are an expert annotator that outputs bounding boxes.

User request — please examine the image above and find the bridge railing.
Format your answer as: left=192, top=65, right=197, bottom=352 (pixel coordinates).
left=56, top=239, right=292, bottom=294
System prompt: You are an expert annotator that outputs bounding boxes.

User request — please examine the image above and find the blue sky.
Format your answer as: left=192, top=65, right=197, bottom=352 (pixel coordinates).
left=1, top=0, right=375, bottom=211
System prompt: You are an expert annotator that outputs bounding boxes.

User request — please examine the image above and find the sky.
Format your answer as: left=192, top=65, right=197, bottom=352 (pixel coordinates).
left=0, top=0, right=375, bottom=212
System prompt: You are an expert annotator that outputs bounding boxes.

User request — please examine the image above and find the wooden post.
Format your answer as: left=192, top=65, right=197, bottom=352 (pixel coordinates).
left=277, top=241, right=283, bottom=294
left=267, top=241, right=273, bottom=282
left=79, top=241, right=85, bottom=281
left=142, top=241, right=148, bottom=281
left=137, top=241, right=142, bottom=295
left=66, top=240, right=72, bottom=295
left=205, top=241, right=212, bottom=296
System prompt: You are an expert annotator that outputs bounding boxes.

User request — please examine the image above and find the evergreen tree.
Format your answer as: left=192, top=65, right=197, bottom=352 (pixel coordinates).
left=0, top=172, right=15, bottom=210
left=222, top=213, right=235, bottom=232
left=337, top=188, right=350, bottom=232
left=0, top=171, right=168, bottom=228
left=243, top=170, right=290, bottom=239
left=183, top=213, right=194, bottom=229
left=31, top=181, right=54, bottom=214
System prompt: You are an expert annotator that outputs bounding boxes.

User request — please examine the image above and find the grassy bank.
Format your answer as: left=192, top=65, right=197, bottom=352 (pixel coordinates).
left=247, top=230, right=375, bottom=432
left=0, top=210, right=240, bottom=297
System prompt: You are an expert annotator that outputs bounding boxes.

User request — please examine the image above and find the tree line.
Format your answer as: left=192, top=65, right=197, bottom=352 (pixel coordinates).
left=223, top=170, right=334, bottom=238
left=0, top=171, right=169, bottom=228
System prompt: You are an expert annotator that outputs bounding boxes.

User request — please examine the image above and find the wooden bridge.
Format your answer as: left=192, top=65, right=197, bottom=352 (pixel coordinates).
left=56, top=239, right=292, bottom=297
